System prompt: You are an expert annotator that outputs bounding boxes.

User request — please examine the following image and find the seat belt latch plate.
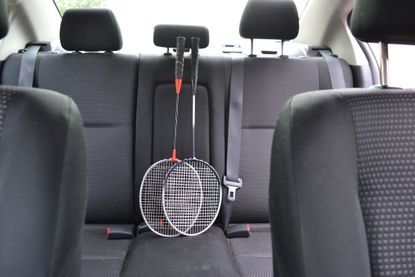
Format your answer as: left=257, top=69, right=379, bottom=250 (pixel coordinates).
left=223, top=176, right=243, bottom=202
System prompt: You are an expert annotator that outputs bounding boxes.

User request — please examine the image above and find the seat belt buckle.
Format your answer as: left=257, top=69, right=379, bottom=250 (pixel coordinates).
left=106, top=225, right=135, bottom=240
left=226, top=224, right=250, bottom=238
left=223, top=176, right=243, bottom=202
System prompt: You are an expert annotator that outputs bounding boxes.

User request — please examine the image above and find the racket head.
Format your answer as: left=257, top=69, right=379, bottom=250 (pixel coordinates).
left=139, top=159, right=180, bottom=237
left=162, top=162, right=203, bottom=236
left=165, top=158, right=222, bottom=236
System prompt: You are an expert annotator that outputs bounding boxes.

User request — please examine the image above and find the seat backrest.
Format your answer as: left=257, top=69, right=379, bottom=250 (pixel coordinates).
left=135, top=25, right=230, bottom=219
left=231, top=0, right=353, bottom=223
left=0, top=87, right=87, bottom=277
left=0, top=3, right=87, bottom=276
left=270, top=1, right=415, bottom=276
left=1, top=9, right=138, bottom=224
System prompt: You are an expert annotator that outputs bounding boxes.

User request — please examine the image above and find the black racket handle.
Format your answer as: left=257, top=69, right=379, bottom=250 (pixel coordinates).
left=175, top=36, right=186, bottom=94
left=191, top=37, right=200, bottom=95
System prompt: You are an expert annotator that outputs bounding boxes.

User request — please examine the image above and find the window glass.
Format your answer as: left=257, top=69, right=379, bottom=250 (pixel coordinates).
left=54, top=0, right=309, bottom=54
left=369, top=43, right=415, bottom=88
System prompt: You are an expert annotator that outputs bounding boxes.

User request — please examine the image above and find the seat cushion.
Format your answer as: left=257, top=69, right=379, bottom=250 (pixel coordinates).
left=121, top=226, right=240, bottom=277
left=230, top=224, right=273, bottom=277
left=81, top=225, right=132, bottom=277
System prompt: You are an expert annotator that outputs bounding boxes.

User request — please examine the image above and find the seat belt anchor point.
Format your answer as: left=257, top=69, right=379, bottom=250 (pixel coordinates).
left=223, top=176, right=243, bottom=202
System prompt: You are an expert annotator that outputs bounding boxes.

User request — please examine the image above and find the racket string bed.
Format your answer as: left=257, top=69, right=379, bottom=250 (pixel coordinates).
left=164, top=159, right=222, bottom=236
left=163, top=162, right=203, bottom=234
left=140, top=160, right=180, bottom=237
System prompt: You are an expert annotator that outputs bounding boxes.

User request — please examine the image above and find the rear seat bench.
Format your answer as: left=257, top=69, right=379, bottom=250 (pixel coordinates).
left=0, top=1, right=358, bottom=276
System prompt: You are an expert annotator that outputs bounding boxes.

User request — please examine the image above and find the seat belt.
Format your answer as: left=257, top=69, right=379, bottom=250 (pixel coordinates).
left=222, top=57, right=245, bottom=235
left=318, top=50, right=346, bottom=89
left=17, top=44, right=41, bottom=87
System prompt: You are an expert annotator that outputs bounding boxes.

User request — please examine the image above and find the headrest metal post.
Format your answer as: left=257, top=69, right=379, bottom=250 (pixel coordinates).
left=380, top=42, right=389, bottom=88
left=281, top=40, right=285, bottom=56
left=250, top=39, right=254, bottom=56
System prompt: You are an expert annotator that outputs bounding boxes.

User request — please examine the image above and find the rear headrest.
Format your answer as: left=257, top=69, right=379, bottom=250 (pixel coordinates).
left=240, top=0, right=299, bottom=40
left=351, top=0, right=415, bottom=45
left=60, top=9, right=123, bottom=51
left=154, top=24, right=209, bottom=48
left=0, top=0, right=8, bottom=39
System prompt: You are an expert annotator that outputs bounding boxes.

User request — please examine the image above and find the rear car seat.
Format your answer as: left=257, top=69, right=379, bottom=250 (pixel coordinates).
left=0, top=2, right=87, bottom=276
left=0, top=3, right=358, bottom=276
left=226, top=1, right=353, bottom=276
left=1, top=9, right=138, bottom=277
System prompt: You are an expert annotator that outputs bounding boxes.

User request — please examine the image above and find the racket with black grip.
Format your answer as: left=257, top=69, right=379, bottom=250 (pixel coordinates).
left=140, top=36, right=202, bottom=237
left=163, top=37, right=222, bottom=236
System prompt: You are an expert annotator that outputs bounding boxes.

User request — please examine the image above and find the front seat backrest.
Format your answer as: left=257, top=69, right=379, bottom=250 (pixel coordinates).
left=269, top=0, right=415, bottom=277
left=0, top=2, right=87, bottom=277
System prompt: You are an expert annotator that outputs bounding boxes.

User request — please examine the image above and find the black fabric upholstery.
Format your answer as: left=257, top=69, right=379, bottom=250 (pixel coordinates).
left=240, top=0, right=299, bottom=40
left=0, top=53, right=21, bottom=86
left=81, top=225, right=132, bottom=277
left=231, top=57, right=353, bottom=223
left=121, top=227, right=240, bottom=277
left=351, top=1, right=415, bottom=44
left=270, top=89, right=415, bottom=277
left=153, top=83, right=210, bottom=160
left=0, top=0, right=8, bottom=39
left=270, top=90, right=371, bottom=277
left=36, top=53, right=138, bottom=223
left=0, top=87, right=87, bottom=277
left=60, top=9, right=123, bottom=51
left=345, top=92, right=415, bottom=276
left=153, top=24, right=209, bottom=48
left=230, top=224, right=273, bottom=277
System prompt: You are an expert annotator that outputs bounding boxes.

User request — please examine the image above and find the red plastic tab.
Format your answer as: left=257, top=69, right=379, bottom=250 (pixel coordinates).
left=171, top=149, right=177, bottom=162
left=175, top=79, right=182, bottom=94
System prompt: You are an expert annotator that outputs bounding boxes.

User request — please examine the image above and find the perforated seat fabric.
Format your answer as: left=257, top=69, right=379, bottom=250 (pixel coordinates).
left=230, top=224, right=273, bottom=277
left=121, top=227, right=241, bottom=277
left=270, top=89, right=415, bottom=277
left=0, top=51, right=138, bottom=276
left=231, top=57, right=353, bottom=223
left=81, top=225, right=131, bottom=277
left=35, top=53, right=138, bottom=223
left=0, top=87, right=87, bottom=277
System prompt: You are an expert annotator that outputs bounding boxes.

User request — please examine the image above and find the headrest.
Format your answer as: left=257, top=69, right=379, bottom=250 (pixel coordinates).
left=240, top=0, right=299, bottom=40
left=60, top=9, right=123, bottom=51
left=0, top=0, right=8, bottom=39
left=154, top=24, right=209, bottom=48
left=351, top=0, right=415, bottom=45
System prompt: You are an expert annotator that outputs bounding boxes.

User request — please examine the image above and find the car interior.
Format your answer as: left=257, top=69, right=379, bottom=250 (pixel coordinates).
left=1, top=0, right=414, bottom=276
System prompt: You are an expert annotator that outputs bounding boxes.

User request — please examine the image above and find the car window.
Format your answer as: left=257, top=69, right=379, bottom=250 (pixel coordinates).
left=54, top=0, right=309, bottom=54
left=369, top=43, right=415, bottom=88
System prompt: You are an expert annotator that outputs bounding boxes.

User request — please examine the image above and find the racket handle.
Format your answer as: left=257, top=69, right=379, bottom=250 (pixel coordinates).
left=191, top=37, right=200, bottom=95
left=175, top=36, right=186, bottom=94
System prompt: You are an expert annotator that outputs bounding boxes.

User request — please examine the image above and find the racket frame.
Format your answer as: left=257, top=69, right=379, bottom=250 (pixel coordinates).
left=164, top=157, right=222, bottom=236
left=139, top=159, right=180, bottom=238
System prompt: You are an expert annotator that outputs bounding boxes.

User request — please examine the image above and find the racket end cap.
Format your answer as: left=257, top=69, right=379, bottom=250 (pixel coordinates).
left=175, top=79, right=182, bottom=94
